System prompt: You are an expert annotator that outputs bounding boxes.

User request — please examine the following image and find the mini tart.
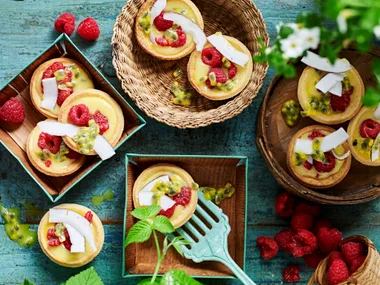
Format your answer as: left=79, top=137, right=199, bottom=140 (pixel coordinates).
left=187, top=36, right=253, bottom=101
left=298, top=65, right=364, bottom=124
left=26, top=120, right=85, bottom=177
left=38, top=204, right=104, bottom=268
left=133, top=164, right=198, bottom=229
left=30, top=58, right=94, bottom=119
left=58, top=89, right=124, bottom=155
left=287, top=125, right=351, bottom=189
left=347, top=107, right=380, bottom=166
left=135, top=0, right=204, bottom=60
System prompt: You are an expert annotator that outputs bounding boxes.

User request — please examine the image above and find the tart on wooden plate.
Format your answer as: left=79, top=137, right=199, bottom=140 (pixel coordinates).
left=133, top=163, right=198, bottom=229
left=347, top=107, right=380, bottom=166
left=30, top=58, right=94, bottom=119
left=135, top=0, right=204, bottom=60
left=286, top=125, right=351, bottom=189
left=38, top=204, right=104, bottom=268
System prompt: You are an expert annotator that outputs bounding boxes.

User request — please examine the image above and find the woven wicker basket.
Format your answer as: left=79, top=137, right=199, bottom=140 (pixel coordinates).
left=308, top=235, right=380, bottom=285
left=112, top=0, right=269, bottom=128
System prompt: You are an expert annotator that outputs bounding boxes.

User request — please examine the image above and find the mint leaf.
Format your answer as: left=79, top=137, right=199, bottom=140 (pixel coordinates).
left=161, top=270, right=202, bottom=285
left=131, top=204, right=161, bottom=220
left=153, top=216, right=175, bottom=234
left=19, top=279, right=34, bottom=285
left=125, top=220, right=153, bottom=247
left=363, top=87, right=380, bottom=107
left=279, top=25, right=294, bottom=39
left=138, top=278, right=161, bottom=285
left=65, top=267, right=103, bottom=285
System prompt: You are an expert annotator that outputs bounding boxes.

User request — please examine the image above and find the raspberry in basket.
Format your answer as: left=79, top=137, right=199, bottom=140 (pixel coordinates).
left=327, top=259, right=349, bottom=285
left=0, top=97, right=25, bottom=124
left=341, top=241, right=366, bottom=265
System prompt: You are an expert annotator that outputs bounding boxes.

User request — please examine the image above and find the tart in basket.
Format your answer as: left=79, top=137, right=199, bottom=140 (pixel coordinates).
left=347, top=107, right=380, bottom=166
left=133, top=164, right=198, bottom=229
left=30, top=58, right=94, bottom=119
left=26, top=120, right=85, bottom=177
left=38, top=204, right=104, bottom=268
left=135, top=0, right=204, bottom=60
left=286, top=125, right=351, bottom=189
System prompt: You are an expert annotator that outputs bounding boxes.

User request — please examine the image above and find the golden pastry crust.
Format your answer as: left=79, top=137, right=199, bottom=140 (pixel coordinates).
left=133, top=163, right=198, bottom=229
left=286, top=125, right=351, bottom=189
left=135, top=0, right=204, bottom=60
left=347, top=107, right=380, bottom=166
left=38, top=204, right=104, bottom=268
left=58, top=89, right=124, bottom=155
left=26, top=120, right=85, bottom=177
left=298, top=65, right=364, bottom=124
left=187, top=36, right=253, bottom=101
left=30, top=58, right=94, bottom=119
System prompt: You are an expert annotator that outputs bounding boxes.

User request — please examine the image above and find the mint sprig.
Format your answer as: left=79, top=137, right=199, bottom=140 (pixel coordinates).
left=64, top=267, right=103, bottom=285
left=19, top=279, right=34, bottom=285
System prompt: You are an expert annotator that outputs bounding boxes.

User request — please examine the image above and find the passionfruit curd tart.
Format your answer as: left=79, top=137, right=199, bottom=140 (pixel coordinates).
left=38, top=204, right=104, bottom=268
left=287, top=125, right=351, bottom=188
left=133, top=164, right=198, bottom=229
left=30, top=58, right=94, bottom=119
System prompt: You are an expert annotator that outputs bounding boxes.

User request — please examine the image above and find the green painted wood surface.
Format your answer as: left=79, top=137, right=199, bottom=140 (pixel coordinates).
left=0, top=0, right=379, bottom=284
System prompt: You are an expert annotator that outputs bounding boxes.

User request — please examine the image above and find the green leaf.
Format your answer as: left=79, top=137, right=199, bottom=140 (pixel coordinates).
left=125, top=220, right=153, bottom=247
left=363, top=87, right=380, bottom=107
left=172, top=243, right=184, bottom=256
left=279, top=25, right=294, bottom=39
left=131, top=204, right=161, bottom=220
left=138, top=278, right=161, bottom=285
left=65, top=267, right=104, bottom=285
left=19, top=279, right=34, bottom=285
left=152, top=216, right=175, bottom=234
left=296, top=12, right=322, bottom=28
left=161, top=270, right=203, bottom=285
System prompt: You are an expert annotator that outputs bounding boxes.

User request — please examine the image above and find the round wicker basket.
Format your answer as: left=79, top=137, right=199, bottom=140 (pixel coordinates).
left=308, top=235, right=380, bottom=285
left=112, top=0, right=269, bottom=128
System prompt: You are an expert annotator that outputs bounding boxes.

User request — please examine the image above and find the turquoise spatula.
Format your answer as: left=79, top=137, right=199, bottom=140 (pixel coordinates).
left=168, top=190, right=256, bottom=285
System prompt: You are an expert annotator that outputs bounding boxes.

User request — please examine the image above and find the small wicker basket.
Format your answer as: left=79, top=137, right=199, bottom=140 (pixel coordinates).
left=308, top=235, right=380, bottom=285
left=112, top=0, right=269, bottom=128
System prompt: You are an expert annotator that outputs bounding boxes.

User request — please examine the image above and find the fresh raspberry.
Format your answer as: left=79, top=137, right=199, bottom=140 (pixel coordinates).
left=0, top=98, right=25, bottom=124
left=47, top=228, right=56, bottom=239
left=313, top=219, right=333, bottom=234
left=256, top=236, right=279, bottom=260
left=350, top=255, right=366, bottom=273
left=38, top=132, right=62, bottom=154
left=308, top=131, right=325, bottom=140
left=170, top=27, right=186, bottom=48
left=313, top=152, right=335, bottom=173
left=291, top=213, right=314, bottom=231
left=304, top=251, right=325, bottom=269
left=91, top=110, right=109, bottom=135
left=318, top=228, right=342, bottom=254
left=274, top=228, right=295, bottom=253
left=57, top=88, right=73, bottom=106
left=343, top=86, right=354, bottom=96
left=64, top=229, right=70, bottom=240
left=303, top=160, right=313, bottom=170
left=275, top=192, right=297, bottom=217
left=328, top=251, right=344, bottom=267
left=327, top=259, right=349, bottom=285
left=282, top=265, right=300, bottom=283
left=153, top=12, right=173, bottom=31
left=45, top=160, right=52, bottom=168
left=292, top=229, right=318, bottom=257
left=84, top=211, right=93, bottom=222
left=228, top=63, right=237, bottom=79
left=330, top=91, right=350, bottom=112
left=54, top=13, right=76, bottom=35
left=359, top=119, right=380, bottom=139
left=66, top=149, right=80, bottom=160
left=173, top=186, right=192, bottom=206
left=48, top=237, right=61, bottom=246
left=201, top=47, right=223, bottom=67
left=295, top=202, right=321, bottom=217
left=77, top=17, right=100, bottom=41
left=68, top=104, right=91, bottom=126
left=155, top=36, right=170, bottom=46
left=63, top=239, right=72, bottom=251
left=341, top=241, right=366, bottom=265
left=159, top=204, right=176, bottom=218
left=209, top=67, right=227, bottom=83
left=42, top=62, right=65, bottom=79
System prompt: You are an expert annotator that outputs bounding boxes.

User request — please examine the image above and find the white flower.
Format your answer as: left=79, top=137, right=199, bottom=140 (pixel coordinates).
left=299, top=27, right=320, bottom=49
left=280, top=34, right=305, bottom=59
left=337, top=9, right=355, bottom=34
left=374, top=25, right=380, bottom=39
left=265, top=47, right=272, bottom=55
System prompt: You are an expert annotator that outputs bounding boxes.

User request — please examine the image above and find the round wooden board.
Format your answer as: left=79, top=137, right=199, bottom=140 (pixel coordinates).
left=256, top=48, right=380, bottom=205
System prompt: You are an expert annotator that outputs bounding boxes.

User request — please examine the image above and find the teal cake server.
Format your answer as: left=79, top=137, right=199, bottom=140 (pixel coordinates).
left=168, top=190, right=256, bottom=285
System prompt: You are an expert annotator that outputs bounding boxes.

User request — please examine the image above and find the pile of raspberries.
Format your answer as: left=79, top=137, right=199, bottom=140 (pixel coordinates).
left=256, top=192, right=368, bottom=284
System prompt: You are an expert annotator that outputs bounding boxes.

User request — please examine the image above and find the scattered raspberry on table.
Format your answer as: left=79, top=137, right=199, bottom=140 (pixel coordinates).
left=77, top=17, right=100, bottom=41
left=54, top=12, right=76, bottom=35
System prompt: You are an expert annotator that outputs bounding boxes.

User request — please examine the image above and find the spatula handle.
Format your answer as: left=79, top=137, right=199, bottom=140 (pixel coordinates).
left=222, top=254, right=256, bottom=285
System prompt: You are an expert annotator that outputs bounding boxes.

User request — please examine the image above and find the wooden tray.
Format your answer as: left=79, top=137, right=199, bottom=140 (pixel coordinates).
left=0, top=34, right=145, bottom=202
left=256, top=48, right=380, bottom=205
left=123, top=154, right=248, bottom=278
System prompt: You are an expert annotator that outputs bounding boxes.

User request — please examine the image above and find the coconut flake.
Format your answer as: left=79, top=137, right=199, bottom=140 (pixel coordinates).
left=315, top=73, right=345, bottom=94
left=320, top=128, right=349, bottom=152
left=160, top=195, right=176, bottom=211
left=329, top=81, right=343, bottom=97
left=41, top=78, right=58, bottom=111
left=307, top=156, right=313, bottom=164
left=163, top=12, right=206, bottom=51
left=207, top=33, right=249, bottom=67
left=138, top=192, right=154, bottom=206
left=92, top=135, right=115, bottom=160
left=332, top=149, right=350, bottom=160
left=374, top=103, right=380, bottom=120
left=371, top=133, right=380, bottom=162
left=301, top=51, right=351, bottom=73
left=64, top=223, right=85, bottom=253
left=37, top=121, right=78, bottom=138
left=294, top=139, right=313, bottom=154
left=150, top=0, right=166, bottom=23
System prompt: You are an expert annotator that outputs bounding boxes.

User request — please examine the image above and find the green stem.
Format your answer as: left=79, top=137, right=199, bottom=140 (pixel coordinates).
left=151, top=230, right=163, bottom=284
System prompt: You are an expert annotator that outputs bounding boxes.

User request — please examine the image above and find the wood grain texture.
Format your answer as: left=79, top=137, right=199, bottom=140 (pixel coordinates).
left=1, top=0, right=380, bottom=285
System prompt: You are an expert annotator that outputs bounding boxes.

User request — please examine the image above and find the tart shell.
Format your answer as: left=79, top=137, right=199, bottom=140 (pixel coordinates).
left=286, top=125, right=351, bottom=189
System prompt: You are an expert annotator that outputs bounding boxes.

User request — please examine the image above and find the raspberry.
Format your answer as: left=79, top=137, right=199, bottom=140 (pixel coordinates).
left=318, top=228, right=342, bottom=254
left=153, top=12, right=173, bottom=31
left=343, top=86, right=354, bottom=96
left=38, top=132, right=62, bottom=154
left=303, top=160, right=313, bottom=170
left=256, top=236, right=279, bottom=260
left=274, top=228, right=295, bottom=253
left=295, top=202, right=321, bottom=217
left=313, top=152, right=335, bottom=173
left=291, top=213, right=314, bottom=230
left=292, top=229, right=318, bottom=257
left=47, top=228, right=56, bottom=239
left=350, top=255, right=366, bottom=273
left=0, top=98, right=25, bottom=124
left=45, top=160, right=52, bottom=168
left=327, top=259, right=349, bottom=285
left=170, top=26, right=186, bottom=48
left=228, top=63, right=237, bottom=79
left=359, top=119, right=380, bottom=139
left=63, top=239, right=72, bottom=251
left=304, top=251, right=324, bottom=269
left=77, top=17, right=100, bottom=41
left=91, top=110, right=109, bottom=135
left=42, top=62, right=65, bottom=79
left=68, top=104, right=91, bottom=126
left=173, top=186, right=192, bottom=206
left=84, top=211, right=93, bottom=222
left=341, top=241, right=366, bottom=265
left=275, top=192, right=296, bottom=217
left=57, top=88, right=73, bottom=106
left=282, top=265, right=300, bottom=283
left=209, top=67, right=227, bottom=83
left=54, top=13, right=75, bottom=35
left=328, top=251, right=344, bottom=267
left=308, top=131, right=325, bottom=140
left=330, top=91, right=350, bottom=112
left=159, top=204, right=176, bottom=218
left=48, top=237, right=61, bottom=246
left=313, top=219, right=333, bottom=234
left=64, top=229, right=70, bottom=240
left=155, top=36, right=170, bottom=46
left=66, top=149, right=80, bottom=160
left=201, top=47, right=223, bottom=67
